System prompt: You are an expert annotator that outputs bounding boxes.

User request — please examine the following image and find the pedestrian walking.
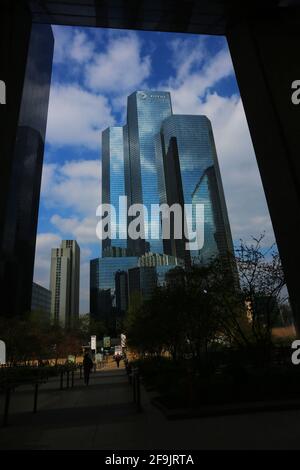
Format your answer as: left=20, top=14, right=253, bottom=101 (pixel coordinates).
left=83, top=352, right=93, bottom=385
left=115, top=354, right=121, bottom=368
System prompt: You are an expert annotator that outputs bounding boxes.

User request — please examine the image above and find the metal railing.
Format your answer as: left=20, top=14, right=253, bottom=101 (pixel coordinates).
left=0, top=363, right=82, bottom=427
left=125, top=360, right=142, bottom=413
left=0, top=366, right=54, bottom=427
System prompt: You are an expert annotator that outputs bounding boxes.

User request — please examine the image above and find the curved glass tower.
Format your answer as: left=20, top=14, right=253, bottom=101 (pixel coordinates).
left=155, top=114, right=234, bottom=265
left=96, top=91, right=236, bottom=320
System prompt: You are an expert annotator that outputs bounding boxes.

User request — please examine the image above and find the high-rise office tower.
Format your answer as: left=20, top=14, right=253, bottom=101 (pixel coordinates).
left=50, top=240, right=80, bottom=328
left=155, top=114, right=234, bottom=265
left=126, top=91, right=173, bottom=255
left=128, top=266, right=157, bottom=304
left=31, top=282, right=51, bottom=318
left=115, top=270, right=129, bottom=314
left=94, top=91, right=236, bottom=318
left=102, top=127, right=127, bottom=254
left=192, top=165, right=232, bottom=263
left=0, top=24, right=54, bottom=317
left=90, top=258, right=100, bottom=317
left=90, top=256, right=139, bottom=320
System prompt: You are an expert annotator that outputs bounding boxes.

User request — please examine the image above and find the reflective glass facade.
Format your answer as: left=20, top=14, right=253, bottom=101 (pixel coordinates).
left=115, top=270, right=128, bottom=314
left=128, top=266, right=157, bottom=302
left=127, top=264, right=179, bottom=303
left=126, top=91, right=172, bottom=255
left=156, top=265, right=179, bottom=287
left=90, top=257, right=138, bottom=318
left=31, top=282, right=51, bottom=316
left=96, top=92, right=235, bottom=315
left=192, top=165, right=231, bottom=263
left=1, top=24, right=54, bottom=316
left=156, top=115, right=234, bottom=264
left=102, top=127, right=127, bottom=253
left=98, top=257, right=139, bottom=294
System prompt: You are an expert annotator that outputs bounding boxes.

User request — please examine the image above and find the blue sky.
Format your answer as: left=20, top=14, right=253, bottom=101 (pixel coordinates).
left=33, top=26, right=275, bottom=313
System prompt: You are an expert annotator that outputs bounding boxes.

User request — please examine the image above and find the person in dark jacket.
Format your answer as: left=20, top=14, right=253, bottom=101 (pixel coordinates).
left=83, top=353, right=93, bottom=385
left=115, top=354, right=121, bottom=368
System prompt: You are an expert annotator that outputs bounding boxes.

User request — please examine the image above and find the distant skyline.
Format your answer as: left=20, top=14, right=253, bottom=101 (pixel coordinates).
left=33, top=26, right=275, bottom=314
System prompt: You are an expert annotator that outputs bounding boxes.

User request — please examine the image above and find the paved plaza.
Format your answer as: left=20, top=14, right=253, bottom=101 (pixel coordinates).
left=1, top=360, right=300, bottom=450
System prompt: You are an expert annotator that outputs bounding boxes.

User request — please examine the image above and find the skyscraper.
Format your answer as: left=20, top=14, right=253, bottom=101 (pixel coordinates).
left=115, top=270, right=129, bottom=314
left=0, top=24, right=54, bottom=317
left=50, top=240, right=80, bottom=329
left=128, top=266, right=157, bottom=304
left=192, top=165, right=231, bottom=263
left=31, top=282, right=51, bottom=318
left=155, top=134, right=187, bottom=263
left=155, top=114, right=234, bottom=265
left=94, top=90, right=235, bottom=319
left=126, top=91, right=173, bottom=255
left=90, top=256, right=139, bottom=320
left=102, top=127, right=127, bottom=254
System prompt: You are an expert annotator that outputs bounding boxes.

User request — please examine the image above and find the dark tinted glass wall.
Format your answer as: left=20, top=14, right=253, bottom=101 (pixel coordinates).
left=1, top=24, right=54, bottom=316
left=115, top=270, right=128, bottom=314
left=90, top=258, right=100, bottom=317
left=90, top=257, right=138, bottom=319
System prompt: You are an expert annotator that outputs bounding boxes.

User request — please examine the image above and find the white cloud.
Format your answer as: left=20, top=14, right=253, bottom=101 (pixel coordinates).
left=52, top=26, right=73, bottom=64
left=163, top=45, right=234, bottom=115
left=41, top=159, right=101, bottom=215
left=52, top=26, right=94, bottom=65
left=46, top=84, right=115, bottom=149
left=37, top=159, right=102, bottom=313
left=198, top=92, right=274, bottom=245
left=85, top=32, right=151, bottom=94
left=48, top=30, right=153, bottom=148
left=167, top=37, right=206, bottom=82
left=70, top=30, right=95, bottom=63
left=51, top=214, right=100, bottom=245
left=33, top=233, right=61, bottom=289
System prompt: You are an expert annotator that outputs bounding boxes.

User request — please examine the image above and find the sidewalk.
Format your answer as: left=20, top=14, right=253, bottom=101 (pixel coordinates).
left=1, top=364, right=300, bottom=449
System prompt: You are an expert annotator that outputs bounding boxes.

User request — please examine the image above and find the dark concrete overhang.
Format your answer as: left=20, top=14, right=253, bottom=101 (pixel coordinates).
left=28, top=0, right=300, bottom=34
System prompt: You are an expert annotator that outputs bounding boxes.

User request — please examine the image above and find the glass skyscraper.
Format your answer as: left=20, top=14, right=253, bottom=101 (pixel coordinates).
left=0, top=24, right=54, bottom=316
left=90, top=253, right=179, bottom=318
left=90, top=256, right=138, bottom=319
left=102, top=126, right=127, bottom=254
left=192, top=165, right=232, bottom=263
left=155, top=114, right=234, bottom=265
left=115, top=270, right=129, bottom=314
left=94, top=91, right=235, bottom=320
left=126, top=91, right=173, bottom=255
left=128, top=266, right=157, bottom=303
left=31, top=282, right=51, bottom=317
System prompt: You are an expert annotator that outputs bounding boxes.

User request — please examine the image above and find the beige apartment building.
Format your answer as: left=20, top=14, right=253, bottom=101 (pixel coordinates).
left=50, top=240, right=80, bottom=328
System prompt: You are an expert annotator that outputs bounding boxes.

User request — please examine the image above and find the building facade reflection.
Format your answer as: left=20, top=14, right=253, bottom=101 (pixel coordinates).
left=1, top=24, right=54, bottom=316
left=155, top=114, right=234, bottom=265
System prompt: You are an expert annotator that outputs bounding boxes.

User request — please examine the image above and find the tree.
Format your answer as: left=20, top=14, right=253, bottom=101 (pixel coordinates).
left=125, top=264, right=224, bottom=361
left=235, top=234, right=287, bottom=346
left=125, top=235, right=288, bottom=369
